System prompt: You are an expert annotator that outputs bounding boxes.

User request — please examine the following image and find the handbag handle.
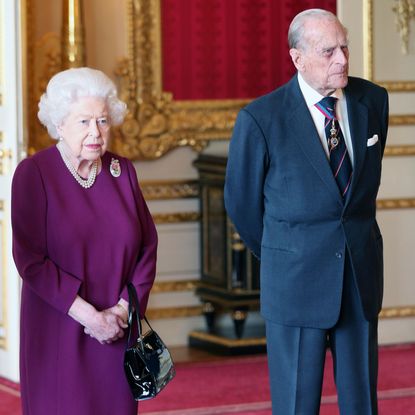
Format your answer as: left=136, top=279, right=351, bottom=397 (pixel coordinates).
left=126, top=283, right=154, bottom=353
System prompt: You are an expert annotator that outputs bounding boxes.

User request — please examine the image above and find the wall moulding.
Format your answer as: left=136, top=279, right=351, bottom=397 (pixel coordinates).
left=0, top=202, right=6, bottom=349
left=112, top=0, right=248, bottom=160
left=152, top=211, right=200, bottom=225
left=363, top=0, right=415, bottom=131
left=141, top=179, right=199, bottom=200
left=363, top=0, right=415, bottom=126
left=152, top=279, right=197, bottom=293
left=384, top=145, right=415, bottom=156
left=377, top=198, right=415, bottom=209
left=364, top=0, right=415, bottom=93
left=145, top=304, right=415, bottom=320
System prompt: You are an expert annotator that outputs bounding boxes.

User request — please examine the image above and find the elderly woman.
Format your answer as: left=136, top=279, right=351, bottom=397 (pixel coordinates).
left=11, top=67, right=157, bottom=415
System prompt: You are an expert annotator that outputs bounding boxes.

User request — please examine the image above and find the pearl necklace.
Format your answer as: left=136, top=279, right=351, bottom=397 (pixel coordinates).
left=57, top=142, right=98, bottom=189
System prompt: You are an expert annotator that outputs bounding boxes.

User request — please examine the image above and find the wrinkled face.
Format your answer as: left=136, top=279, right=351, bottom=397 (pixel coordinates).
left=57, top=96, right=110, bottom=161
left=290, top=17, right=349, bottom=96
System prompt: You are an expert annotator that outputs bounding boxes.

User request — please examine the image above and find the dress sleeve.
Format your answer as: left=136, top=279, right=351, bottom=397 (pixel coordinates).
left=120, top=160, right=158, bottom=317
left=11, top=157, right=82, bottom=313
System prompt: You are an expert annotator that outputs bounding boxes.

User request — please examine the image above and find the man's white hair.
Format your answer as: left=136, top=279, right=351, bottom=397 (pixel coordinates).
left=38, top=67, right=127, bottom=139
left=288, top=9, right=347, bottom=50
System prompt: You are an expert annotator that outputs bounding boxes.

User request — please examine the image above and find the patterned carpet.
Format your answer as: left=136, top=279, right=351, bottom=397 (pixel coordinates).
left=1, top=343, right=415, bottom=415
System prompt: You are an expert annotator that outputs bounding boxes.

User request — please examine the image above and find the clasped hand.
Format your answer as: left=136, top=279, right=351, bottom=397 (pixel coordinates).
left=84, top=304, right=129, bottom=344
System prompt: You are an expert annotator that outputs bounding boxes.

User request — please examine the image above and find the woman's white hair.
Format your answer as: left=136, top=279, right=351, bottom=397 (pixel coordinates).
left=288, top=9, right=347, bottom=50
left=38, top=67, right=127, bottom=139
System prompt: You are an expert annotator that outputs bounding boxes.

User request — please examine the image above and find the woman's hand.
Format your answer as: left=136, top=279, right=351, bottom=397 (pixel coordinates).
left=84, top=308, right=127, bottom=344
left=68, top=296, right=128, bottom=344
left=85, top=302, right=129, bottom=342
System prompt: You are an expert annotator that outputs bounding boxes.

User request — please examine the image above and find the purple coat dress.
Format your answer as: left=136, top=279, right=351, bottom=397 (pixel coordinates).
left=11, top=146, right=158, bottom=415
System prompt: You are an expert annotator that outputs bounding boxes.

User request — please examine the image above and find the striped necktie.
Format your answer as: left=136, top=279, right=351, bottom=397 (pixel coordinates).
left=315, top=96, right=353, bottom=199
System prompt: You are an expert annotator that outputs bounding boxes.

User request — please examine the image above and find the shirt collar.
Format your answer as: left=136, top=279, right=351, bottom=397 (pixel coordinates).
left=297, top=72, right=344, bottom=107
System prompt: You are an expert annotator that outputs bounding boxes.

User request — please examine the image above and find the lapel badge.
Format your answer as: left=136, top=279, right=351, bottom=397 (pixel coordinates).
left=110, top=158, right=121, bottom=177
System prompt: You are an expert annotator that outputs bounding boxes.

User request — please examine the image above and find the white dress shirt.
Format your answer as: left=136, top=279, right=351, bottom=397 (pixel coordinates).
left=297, top=72, right=354, bottom=167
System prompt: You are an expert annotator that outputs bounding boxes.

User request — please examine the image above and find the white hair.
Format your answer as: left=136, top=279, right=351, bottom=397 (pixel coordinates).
left=288, top=9, right=347, bottom=50
left=38, top=67, right=127, bottom=139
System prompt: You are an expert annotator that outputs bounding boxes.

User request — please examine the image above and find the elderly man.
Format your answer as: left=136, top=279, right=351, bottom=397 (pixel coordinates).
left=225, top=9, right=388, bottom=415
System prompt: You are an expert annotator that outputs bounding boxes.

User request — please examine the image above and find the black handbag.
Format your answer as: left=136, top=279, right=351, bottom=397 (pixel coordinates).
left=124, top=283, right=175, bottom=401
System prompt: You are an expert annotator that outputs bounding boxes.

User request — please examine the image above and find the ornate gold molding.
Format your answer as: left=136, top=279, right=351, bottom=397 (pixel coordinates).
left=0, top=203, right=6, bottom=349
left=0, top=132, right=13, bottom=175
left=392, top=0, right=415, bottom=55
left=28, top=31, right=61, bottom=155
left=364, top=0, right=415, bottom=92
left=152, top=279, right=198, bottom=293
left=141, top=180, right=199, bottom=200
left=113, top=0, right=248, bottom=160
left=377, top=198, right=415, bottom=209
left=152, top=211, right=200, bottom=224
left=380, top=81, right=415, bottom=91
left=189, top=330, right=267, bottom=347
left=146, top=304, right=415, bottom=320
left=384, top=145, right=415, bottom=156
left=380, top=305, right=415, bottom=318
left=146, top=305, right=203, bottom=320
left=27, top=0, right=87, bottom=154
left=61, top=0, right=86, bottom=68
left=389, top=114, right=415, bottom=125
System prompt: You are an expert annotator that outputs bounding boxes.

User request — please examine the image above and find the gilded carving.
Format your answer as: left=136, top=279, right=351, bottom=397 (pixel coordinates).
left=152, top=211, right=200, bottom=224
left=146, top=305, right=203, bottom=320
left=141, top=180, right=199, bottom=200
left=145, top=304, right=415, bottom=320
left=377, top=198, right=415, bottom=209
left=28, top=32, right=61, bottom=155
left=151, top=280, right=198, bottom=293
left=364, top=0, right=415, bottom=93
left=61, top=0, right=86, bottom=68
left=113, top=0, right=247, bottom=160
left=384, top=145, right=415, bottom=156
left=0, top=132, right=13, bottom=175
left=0, top=210, right=5, bottom=349
left=392, top=0, right=415, bottom=54
left=389, top=114, right=415, bottom=125
left=380, top=305, right=415, bottom=318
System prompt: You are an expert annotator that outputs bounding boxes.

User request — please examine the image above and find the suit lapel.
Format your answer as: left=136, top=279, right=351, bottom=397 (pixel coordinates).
left=286, top=78, right=343, bottom=206
left=344, top=87, right=369, bottom=205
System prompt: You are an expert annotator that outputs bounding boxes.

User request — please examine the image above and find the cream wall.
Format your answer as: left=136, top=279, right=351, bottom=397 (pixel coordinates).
left=26, top=0, right=415, bottom=347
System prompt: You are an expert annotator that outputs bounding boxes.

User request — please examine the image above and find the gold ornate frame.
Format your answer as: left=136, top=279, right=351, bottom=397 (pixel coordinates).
left=363, top=0, right=415, bottom=161
left=114, top=0, right=415, bottom=160
left=364, top=0, right=415, bottom=92
left=112, top=0, right=248, bottom=160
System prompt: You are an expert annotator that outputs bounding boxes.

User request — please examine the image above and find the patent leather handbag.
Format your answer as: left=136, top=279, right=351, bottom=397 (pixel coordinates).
left=124, top=283, right=175, bottom=401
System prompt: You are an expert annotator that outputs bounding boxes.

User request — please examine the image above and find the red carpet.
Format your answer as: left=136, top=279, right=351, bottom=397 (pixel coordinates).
left=1, top=343, right=415, bottom=415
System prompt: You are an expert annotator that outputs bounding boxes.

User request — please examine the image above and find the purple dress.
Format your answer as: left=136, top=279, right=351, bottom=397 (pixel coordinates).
left=11, top=146, right=158, bottom=415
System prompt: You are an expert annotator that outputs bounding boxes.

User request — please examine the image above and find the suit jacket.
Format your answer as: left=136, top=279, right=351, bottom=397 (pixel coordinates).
left=224, top=75, right=389, bottom=328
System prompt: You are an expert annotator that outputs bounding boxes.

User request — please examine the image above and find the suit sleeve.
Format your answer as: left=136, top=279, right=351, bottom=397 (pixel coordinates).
left=11, top=158, right=82, bottom=313
left=119, top=160, right=158, bottom=317
left=380, top=88, right=389, bottom=157
left=224, top=109, right=269, bottom=259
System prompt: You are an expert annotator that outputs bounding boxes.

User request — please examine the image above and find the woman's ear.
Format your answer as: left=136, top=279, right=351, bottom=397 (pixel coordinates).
left=289, top=48, right=304, bottom=72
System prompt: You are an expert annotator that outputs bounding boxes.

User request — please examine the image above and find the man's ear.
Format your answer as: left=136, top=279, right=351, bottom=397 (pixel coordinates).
left=289, top=48, right=304, bottom=71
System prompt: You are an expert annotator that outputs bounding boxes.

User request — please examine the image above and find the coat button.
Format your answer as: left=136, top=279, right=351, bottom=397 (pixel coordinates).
left=335, top=252, right=343, bottom=259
